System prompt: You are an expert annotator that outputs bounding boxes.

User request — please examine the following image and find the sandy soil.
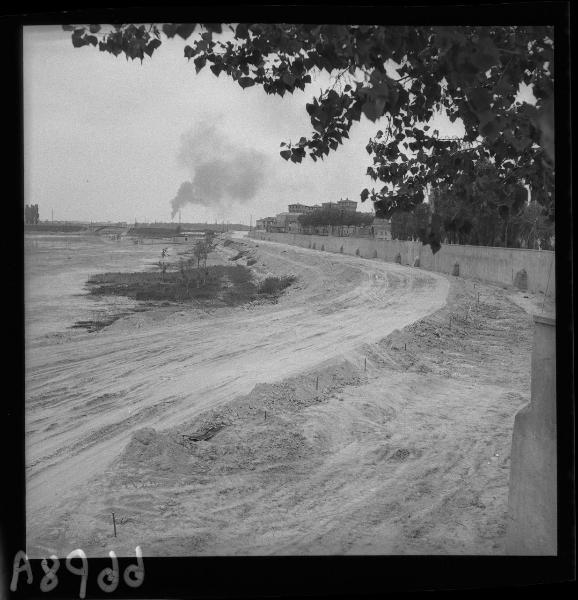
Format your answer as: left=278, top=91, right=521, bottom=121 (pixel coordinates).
left=25, top=234, right=540, bottom=557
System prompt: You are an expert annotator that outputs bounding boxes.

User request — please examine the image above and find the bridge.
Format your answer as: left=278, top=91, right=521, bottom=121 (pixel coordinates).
left=89, top=223, right=134, bottom=235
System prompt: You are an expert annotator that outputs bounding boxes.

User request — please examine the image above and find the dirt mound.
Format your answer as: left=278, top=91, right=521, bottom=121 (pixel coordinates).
left=121, top=427, right=191, bottom=472
left=116, top=415, right=317, bottom=485
left=113, top=358, right=364, bottom=489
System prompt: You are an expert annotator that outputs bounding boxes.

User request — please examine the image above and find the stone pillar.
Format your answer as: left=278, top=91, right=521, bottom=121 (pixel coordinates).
left=506, top=314, right=556, bottom=555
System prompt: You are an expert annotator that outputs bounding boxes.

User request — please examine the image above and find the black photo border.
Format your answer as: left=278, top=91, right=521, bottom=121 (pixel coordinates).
left=2, top=1, right=574, bottom=597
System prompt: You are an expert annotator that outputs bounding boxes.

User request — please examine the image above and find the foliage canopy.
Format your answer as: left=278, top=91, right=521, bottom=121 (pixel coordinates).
left=65, top=23, right=555, bottom=248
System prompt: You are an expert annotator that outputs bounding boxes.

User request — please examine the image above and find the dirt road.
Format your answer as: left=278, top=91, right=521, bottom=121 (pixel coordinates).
left=26, top=236, right=450, bottom=556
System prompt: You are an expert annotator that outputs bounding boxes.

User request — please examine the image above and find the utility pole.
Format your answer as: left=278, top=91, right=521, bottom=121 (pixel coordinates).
left=51, top=208, right=53, bottom=223
left=250, top=214, right=252, bottom=231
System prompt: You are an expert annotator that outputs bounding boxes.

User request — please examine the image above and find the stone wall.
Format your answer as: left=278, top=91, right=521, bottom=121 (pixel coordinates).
left=249, top=232, right=555, bottom=297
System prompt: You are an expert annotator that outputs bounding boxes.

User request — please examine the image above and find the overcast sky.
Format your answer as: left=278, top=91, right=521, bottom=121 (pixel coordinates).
left=24, top=25, right=471, bottom=224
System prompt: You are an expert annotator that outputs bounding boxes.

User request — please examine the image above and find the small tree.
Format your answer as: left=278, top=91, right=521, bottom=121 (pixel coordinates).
left=193, top=239, right=216, bottom=283
left=157, top=260, right=168, bottom=281
left=193, top=241, right=204, bottom=269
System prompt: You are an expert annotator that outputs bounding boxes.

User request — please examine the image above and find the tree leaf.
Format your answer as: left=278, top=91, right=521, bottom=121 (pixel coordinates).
left=238, top=77, right=255, bottom=88
left=236, top=23, right=249, bottom=39
left=203, top=23, right=222, bottom=34
left=468, top=87, right=491, bottom=115
left=362, top=100, right=379, bottom=122
left=162, top=23, right=179, bottom=38
left=71, top=34, right=89, bottom=48
left=145, top=38, right=162, bottom=56
left=176, top=23, right=197, bottom=39
left=193, top=55, right=206, bottom=72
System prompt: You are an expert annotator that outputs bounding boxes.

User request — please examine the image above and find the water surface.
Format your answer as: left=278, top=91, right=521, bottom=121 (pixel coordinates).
left=25, top=234, right=169, bottom=343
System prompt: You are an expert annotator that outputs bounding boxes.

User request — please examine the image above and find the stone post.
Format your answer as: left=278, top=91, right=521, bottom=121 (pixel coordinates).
left=506, top=314, right=556, bottom=555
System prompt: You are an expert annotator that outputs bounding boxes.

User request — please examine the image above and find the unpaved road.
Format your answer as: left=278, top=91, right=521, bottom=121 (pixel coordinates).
left=26, top=236, right=450, bottom=556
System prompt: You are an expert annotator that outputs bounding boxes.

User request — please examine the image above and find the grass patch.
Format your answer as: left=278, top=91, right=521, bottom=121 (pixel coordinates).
left=87, top=265, right=295, bottom=306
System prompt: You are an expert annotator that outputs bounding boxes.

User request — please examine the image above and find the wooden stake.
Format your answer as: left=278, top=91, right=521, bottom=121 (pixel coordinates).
left=316, top=376, right=319, bottom=391
left=364, top=358, right=367, bottom=371
left=112, top=512, right=117, bottom=538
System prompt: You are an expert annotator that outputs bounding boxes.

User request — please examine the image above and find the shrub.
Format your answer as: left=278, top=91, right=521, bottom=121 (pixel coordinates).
left=258, top=275, right=296, bottom=295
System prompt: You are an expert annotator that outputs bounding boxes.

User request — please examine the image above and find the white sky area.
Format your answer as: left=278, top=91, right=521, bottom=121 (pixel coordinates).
left=23, top=25, right=532, bottom=224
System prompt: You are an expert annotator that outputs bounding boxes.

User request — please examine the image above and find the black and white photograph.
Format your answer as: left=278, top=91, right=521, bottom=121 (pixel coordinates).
left=10, top=4, right=573, bottom=590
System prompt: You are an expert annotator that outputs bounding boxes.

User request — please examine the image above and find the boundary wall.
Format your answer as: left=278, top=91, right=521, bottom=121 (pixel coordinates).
left=249, top=231, right=555, bottom=297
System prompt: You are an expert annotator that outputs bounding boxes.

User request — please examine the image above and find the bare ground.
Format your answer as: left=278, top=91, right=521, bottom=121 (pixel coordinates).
left=25, top=235, right=544, bottom=557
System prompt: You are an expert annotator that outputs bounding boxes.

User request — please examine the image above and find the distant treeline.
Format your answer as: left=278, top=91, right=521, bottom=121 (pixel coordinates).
left=298, top=209, right=374, bottom=228
left=391, top=200, right=555, bottom=249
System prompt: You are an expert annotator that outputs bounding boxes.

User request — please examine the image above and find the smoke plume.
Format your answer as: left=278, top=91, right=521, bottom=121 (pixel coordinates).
left=170, top=122, right=267, bottom=218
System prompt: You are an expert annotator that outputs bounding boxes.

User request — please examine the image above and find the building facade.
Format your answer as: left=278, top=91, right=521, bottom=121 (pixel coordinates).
left=288, top=203, right=309, bottom=214
left=257, top=199, right=361, bottom=234
left=337, top=199, right=357, bottom=212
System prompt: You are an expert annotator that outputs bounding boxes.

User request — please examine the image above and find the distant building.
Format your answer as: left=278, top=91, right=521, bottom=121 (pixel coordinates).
left=258, top=216, right=277, bottom=231
left=288, top=203, right=309, bottom=214
left=337, top=198, right=357, bottom=212
left=287, top=203, right=321, bottom=214
left=275, top=212, right=302, bottom=232
left=321, top=199, right=358, bottom=213
left=24, top=204, right=40, bottom=225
